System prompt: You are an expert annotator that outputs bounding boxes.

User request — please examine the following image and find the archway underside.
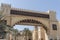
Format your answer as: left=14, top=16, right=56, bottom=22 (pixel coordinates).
left=13, top=19, right=48, bottom=31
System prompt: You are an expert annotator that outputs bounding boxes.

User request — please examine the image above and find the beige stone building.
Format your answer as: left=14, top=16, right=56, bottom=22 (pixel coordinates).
left=0, top=3, right=60, bottom=40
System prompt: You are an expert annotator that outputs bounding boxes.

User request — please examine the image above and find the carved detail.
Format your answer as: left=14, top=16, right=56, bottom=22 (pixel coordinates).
left=10, top=10, right=49, bottom=19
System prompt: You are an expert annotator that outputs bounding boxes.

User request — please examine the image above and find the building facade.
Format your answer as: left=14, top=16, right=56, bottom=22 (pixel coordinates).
left=0, top=3, right=60, bottom=40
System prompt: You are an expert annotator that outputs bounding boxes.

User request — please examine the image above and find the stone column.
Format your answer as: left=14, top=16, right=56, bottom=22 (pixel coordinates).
left=9, top=33, right=12, bottom=40
left=38, top=26, right=41, bottom=40
left=33, top=26, right=38, bottom=40
left=45, top=29, right=49, bottom=40
left=41, top=27, right=46, bottom=40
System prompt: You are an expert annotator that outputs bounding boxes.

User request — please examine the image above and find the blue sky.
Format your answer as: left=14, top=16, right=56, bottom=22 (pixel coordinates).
left=14, top=25, right=34, bottom=31
left=0, top=0, right=60, bottom=30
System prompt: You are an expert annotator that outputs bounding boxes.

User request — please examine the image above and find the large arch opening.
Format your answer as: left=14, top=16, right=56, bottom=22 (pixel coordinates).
left=14, top=19, right=48, bottom=31
left=12, top=19, right=48, bottom=40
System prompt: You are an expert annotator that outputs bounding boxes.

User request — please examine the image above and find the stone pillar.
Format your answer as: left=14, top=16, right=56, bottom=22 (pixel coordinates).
left=38, top=26, right=41, bottom=40
left=41, top=27, right=46, bottom=40
left=9, top=33, right=12, bottom=40
left=33, top=26, right=38, bottom=40
left=45, top=29, right=49, bottom=40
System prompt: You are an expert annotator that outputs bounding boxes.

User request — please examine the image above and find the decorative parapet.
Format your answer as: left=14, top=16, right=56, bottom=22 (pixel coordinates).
left=48, top=10, right=57, bottom=21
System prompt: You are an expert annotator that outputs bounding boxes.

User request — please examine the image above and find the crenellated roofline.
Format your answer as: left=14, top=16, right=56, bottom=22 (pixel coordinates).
left=11, top=7, right=49, bottom=15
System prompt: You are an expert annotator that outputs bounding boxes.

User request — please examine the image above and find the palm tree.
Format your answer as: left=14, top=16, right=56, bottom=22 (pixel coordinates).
left=0, top=11, right=13, bottom=40
left=11, top=28, right=18, bottom=40
left=0, top=9, right=16, bottom=40
left=0, top=14, right=8, bottom=39
left=23, top=28, right=32, bottom=40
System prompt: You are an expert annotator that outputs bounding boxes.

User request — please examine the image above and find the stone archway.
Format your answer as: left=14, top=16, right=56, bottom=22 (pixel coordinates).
left=14, top=19, right=48, bottom=31
left=0, top=4, right=59, bottom=40
left=13, top=19, right=48, bottom=40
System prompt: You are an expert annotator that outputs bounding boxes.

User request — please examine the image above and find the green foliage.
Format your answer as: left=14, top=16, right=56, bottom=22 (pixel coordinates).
left=0, top=14, right=10, bottom=39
